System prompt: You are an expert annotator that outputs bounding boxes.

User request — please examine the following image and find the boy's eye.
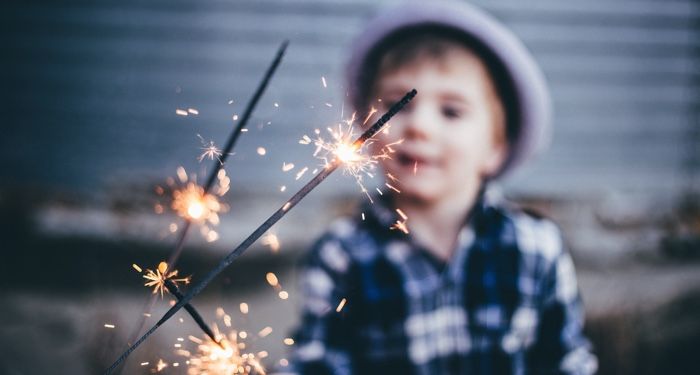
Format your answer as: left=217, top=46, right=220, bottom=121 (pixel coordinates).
left=441, top=105, right=462, bottom=119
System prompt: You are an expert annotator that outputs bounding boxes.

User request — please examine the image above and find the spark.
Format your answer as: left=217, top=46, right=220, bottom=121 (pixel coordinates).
left=156, top=359, right=168, bottom=371
left=386, top=173, right=399, bottom=183
left=176, top=109, right=188, bottom=116
left=188, top=108, right=199, bottom=115
left=321, top=76, right=327, bottom=88
left=279, top=185, right=286, bottom=192
left=363, top=107, right=378, bottom=125
left=140, top=261, right=191, bottom=298
left=283, top=338, right=294, bottom=346
left=336, top=298, right=347, bottom=312
left=240, top=303, right=249, bottom=314
left=258, top=327, right=272, bottom=337
left=261, top=232, right=280, bottom=253
left=233, top=114, right=239, bottom=121
left=104, top=324, right=116, bottom=329
left=197, top=134, right=223, bottom=163
left=265, top=272, right=278, bottom=287
left=413, top=160, right=418, bottom=175
left=257, top=147, right=266, bottom=156
left=391, top=219, right=409, bottom=234
left=164, top=167, right=230, bottom=240
left=396, top=208, right=408, bottom=220
left=132, top=264, right=142, bottom=273
left=299, top=135, right=311, bottom=145
left=274, top=102, right=279, bottom=107
left=282, top=162, right=294, bottom=172
left=385, top=183, right=401, bottom=193
left=301, top=118, right=403, bottom=202
left=295, top=167, right=308, bottom=180
left=392, top=209, right=409, bottom=234
left=278, top=291, right=289, bottom=300
left=177, top=313, right=267, bottom=375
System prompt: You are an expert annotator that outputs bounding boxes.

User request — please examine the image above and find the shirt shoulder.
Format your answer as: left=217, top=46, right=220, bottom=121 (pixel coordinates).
left=496, top=203, right=566, bottom=264
left=307, top=215, right=380, bottom=275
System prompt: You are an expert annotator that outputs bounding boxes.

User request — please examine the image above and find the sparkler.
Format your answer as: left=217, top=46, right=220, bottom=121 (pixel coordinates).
left=141, top=261, right=191, bottom=298
left=120, top=41, right=289, bottom=371
left=164, top=280, right=225, bottom=350
left=104, top=89, right=417, bottom=374
left=134, top=262, right=223, bottom=348
left=176, top=310, right=266, bottom=375
left=302, top=113, right=404, bottom=202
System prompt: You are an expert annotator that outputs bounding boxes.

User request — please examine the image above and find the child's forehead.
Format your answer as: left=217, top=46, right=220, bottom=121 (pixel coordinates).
left=375, top=49, right=494, bottom=95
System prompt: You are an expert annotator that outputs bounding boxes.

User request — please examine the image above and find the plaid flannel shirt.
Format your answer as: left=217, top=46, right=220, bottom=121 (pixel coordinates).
left=287, top=192, right=597, bottom=375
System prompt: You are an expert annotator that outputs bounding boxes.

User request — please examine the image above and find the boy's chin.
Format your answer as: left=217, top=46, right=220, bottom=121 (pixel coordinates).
left=392, top=183, right=446, bottom=205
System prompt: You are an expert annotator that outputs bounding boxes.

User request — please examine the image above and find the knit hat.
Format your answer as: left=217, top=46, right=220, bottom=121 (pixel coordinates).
left=345, top=0, right=552, bottom=178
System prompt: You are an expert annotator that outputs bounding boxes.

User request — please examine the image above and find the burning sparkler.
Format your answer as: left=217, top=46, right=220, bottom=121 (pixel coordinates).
left=197, top=134, right=224, bottom=163
left=138, top=261, right=191, bottom=298
left=176, top=310, right=267, bottom=375
left=160, top=166, right=230, bottom=242
left=301, top=114, right=404, bottom=202
left=104, top=89, right=416, bottom=374
left=133, top=262, right=224, bottom=349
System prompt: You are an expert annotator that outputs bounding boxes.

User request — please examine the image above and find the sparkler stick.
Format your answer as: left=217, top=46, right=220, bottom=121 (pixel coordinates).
left=169, top=39, right=289, bottom=267
left=104, top=88, right=417, bottom=374
left=163, top=280, right=224, bottom=350
left=119, top=41, right=289, bottom=374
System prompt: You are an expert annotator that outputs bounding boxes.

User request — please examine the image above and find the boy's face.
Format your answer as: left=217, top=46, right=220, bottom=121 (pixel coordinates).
left=371, top=48, right=507, bottom=205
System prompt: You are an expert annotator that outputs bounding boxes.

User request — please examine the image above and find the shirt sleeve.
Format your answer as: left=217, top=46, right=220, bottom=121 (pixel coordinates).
left=284, top=234, right=355, bottom=375
left=528, top=227, right=598, bottom=375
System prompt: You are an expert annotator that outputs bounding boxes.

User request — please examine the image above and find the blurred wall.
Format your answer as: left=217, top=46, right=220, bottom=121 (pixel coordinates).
left=2, top=0, right=698, bottom=199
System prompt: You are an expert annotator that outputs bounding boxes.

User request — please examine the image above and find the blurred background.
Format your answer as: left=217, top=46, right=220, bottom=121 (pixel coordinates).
left=1, top=0, right=698, bottom=374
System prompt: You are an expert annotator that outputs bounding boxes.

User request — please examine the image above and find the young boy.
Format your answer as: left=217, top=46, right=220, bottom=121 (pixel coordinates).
left=288, top=2, right=596, bottom=374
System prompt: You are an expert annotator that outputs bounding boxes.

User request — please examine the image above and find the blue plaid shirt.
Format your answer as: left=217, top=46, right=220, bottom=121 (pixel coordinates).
left=287, top=191, right=596, bottom=375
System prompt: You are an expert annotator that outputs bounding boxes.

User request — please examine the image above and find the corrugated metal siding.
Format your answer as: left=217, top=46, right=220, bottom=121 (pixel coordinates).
left=1, top=0, right=698, bottom=197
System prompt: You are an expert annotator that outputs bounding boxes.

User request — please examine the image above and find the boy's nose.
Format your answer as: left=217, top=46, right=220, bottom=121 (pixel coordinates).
left=402, top=103, right=437, bottom=141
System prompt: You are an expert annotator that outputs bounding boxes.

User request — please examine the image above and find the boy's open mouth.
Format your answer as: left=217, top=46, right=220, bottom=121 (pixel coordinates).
left=396, top=152, right=430, bottom=168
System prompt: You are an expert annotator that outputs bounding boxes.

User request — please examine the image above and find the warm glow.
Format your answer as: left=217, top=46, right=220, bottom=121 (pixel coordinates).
left=187, top=200, right=205, bottom=219
left=333, top=143, right=361, bottom=163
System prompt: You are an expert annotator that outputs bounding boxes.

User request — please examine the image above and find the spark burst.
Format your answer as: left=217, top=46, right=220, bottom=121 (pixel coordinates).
left=160, top=166, right=230, bottom=242
left=197, top=134, right=224, bottom=163
left=301, top=116, right=403, bottom=202
left=137, top=261, right=191, bottom=298
left=177, top=310, right=267, bottom=375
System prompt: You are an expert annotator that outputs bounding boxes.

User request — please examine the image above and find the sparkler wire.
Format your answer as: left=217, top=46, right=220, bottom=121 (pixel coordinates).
left=163, top=280, right=225, bottom=349
left=118, top=40, right=289, bottom=374
left=169, top=39, right=289, bottom=268
left=104, top=89, right=417, bottom=374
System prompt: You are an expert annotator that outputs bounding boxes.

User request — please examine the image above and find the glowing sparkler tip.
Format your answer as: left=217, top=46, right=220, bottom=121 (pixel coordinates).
left=334, top=143, right=361, bottom=163
left=187, top=201, right=205, bottom=219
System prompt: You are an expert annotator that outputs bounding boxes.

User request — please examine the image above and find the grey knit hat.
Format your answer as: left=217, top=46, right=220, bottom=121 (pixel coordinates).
left=346, top=0, right=552, bottom=178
